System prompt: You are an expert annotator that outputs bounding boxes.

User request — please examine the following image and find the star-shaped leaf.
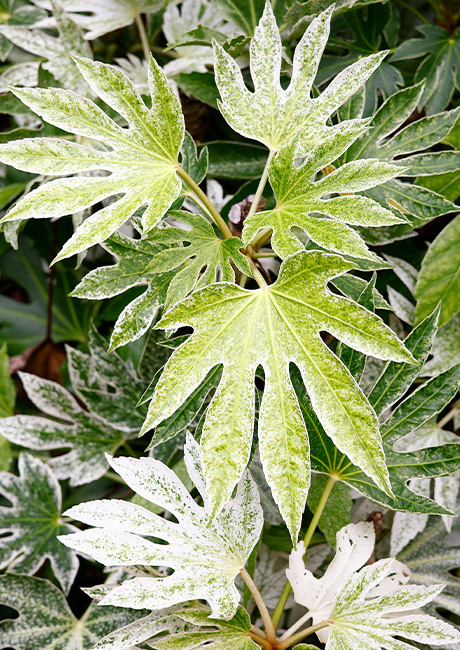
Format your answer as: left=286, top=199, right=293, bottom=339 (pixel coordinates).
left=71, top=231, right=177, bottom=350
left=0, top=54, right=184, bottom=262
left=391, top=25, right=460, bottom=115
left=242, top=129, right=404, bottom=260
left=214, top=1, right=386, bottom=152
left=341, top=83, right=460, bottom=231
left=326, top=557, right=459, bottom=650
left=148, top=211, right=252, bottom=307
left=0, top=371, right=142, bottom=486
left=0, top=574, right=148, bottom=650
left=59, top=433, right=263, bottom=619
left=141, top=250, right=414, bottom=540
left=0, top=0, right=92, bottom=94
left=150, top=607, right=259, bottom=649
left=0, top=453, right=78, bottom=594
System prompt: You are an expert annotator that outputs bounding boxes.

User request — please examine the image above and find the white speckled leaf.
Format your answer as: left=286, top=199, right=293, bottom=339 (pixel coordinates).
left=0, top=574, right=147, bottom=650
left=214, top=1, right=386, bottom=151
left=0, top=0, right=92, bottom=94
left=328, top=559, right=460, bottom=650
left=148, top=212, right=251, bottom=307
left=141, top=250, right=415, bottom=540
left=243, top=132, right=404, bottom=259
left=0, top=453, right=78, bottom=594
left=59, top=433, right=263, bottom=619
left=0, top=372, right=141, bottom=486
left=424, top=311, right=460, bottom=376
left=0, top=54, right=184, bottom=261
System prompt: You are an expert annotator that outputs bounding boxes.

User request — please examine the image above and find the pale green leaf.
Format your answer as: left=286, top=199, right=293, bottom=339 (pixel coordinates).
left=141, top=250, right=414, bottom=539
left=59, top=433, right=263, bottom=618
left=0, top=453, right=78, bottom=594
left=242, top=130, right=403, bottom=260
left=0, top=55, right=184, bottom=261
left=424, top=311, right=460, bottom=376
left=214, top=1, right=386, bottom=151
left=0, top=342, right=15, bottom=418
left=414, top=214, right=460, bottom=326
left=0, top=574, right=147, bottom=650
left=148, top=211, right=251, bottom=306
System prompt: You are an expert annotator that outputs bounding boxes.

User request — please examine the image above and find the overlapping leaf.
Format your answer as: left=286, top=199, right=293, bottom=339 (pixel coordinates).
left=59, top=433, right=263, bottom=618
left=0, top=453, right=78, bottom=593
left=425, top=311, right=460, bottom=376
left=242, top=130, right=404, bottom=259
left=0, top=574, right=148, bottom=650
left=214, top=1, right=386, bottom=152
left=296, top=308, right=460, bottom=513
left=0, top=0, right=47, bottom=61
left=415, top=214, right=460, bottom=327
left=0, top=54, right=184, bottom=261
left=0, top=0, right=92, bottom=94
left=148, top=211, right=252, bottom=307
left=141, top=250, right=414, bottom=540
left=341, top=83, right=460, bottom=232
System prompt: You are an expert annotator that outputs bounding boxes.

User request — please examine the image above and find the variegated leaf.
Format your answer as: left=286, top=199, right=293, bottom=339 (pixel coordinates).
left=0, top=54, right=184, bottom=261
left=242, top=131, right=404, bottom=259
left=148, top=211, right=251, bottom=307
left=59, top=433, right=263, bottom=619
left=141, top=250, right=414, bottom=540
left=0, top=574, right=147, bottom=650
left=0, top=453, right=78, bottom=594
left=214, top=1, right=386, bottom=152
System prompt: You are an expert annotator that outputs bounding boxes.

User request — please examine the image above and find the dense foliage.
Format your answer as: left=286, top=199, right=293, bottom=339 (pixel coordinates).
left=1, top=0, right=460, bottom=649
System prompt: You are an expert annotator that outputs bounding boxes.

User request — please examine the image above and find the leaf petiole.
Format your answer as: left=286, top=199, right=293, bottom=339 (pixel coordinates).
left=240, top=567, right=277, bottom=645
left=135, top=13, right=151, bottom=62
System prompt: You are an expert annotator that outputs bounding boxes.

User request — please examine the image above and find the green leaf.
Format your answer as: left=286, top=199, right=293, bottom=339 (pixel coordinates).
left=367, top=308, right=439, bottom=417
left=0, top=54, right=184, bottom=261
left=59, top=434, right=263, bottom=618
left=150, top=607, right=259, bottom=649
left=0, top=237, right=95, bottom=354
left=298, top=360, right=460, bottom=514
left=0, top=0, right=92, bottom=94
left=205, top=141, right=267, bottom=179
left=0, top=574, right=148, bottom=650
left=343, top=83, right=460, bottom=227
left=148, top=212, right=252, bottom=307
left=414, top=214, right=460, bottom=327
left=0, top=342, right=15, bottom=418
left=331, top=274, right=392, bottom=311
left=0, top=370, right=142, bottom=486
left=0, top=453, right=78, bottom=593
left=71, top=231, right=176, bottom=350
left=175, top=71, right=219, bottom=109
left=214, top=2, right=386, bottom=151
left=425, top=310, right=460, bottom=376
left=211, top=0, right=267, bottom=34
left=180, top=132, right=208, bottom=185
left=307, top=475, right=352, bottom=547
left=142, top=250, right=414, bottom=539
left=242, top=131, right=404, bottom=260
left=417, top=170, right=460, bottom=203
left=391, top=25, right=460, bottom=114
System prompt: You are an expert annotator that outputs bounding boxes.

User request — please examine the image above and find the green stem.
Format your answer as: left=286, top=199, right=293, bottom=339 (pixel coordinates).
left=246, top=150, right=274, bottom=221
left=271, top=476, right=336, bottom=630
left=277, top=620, right=330, bottom=650
left=240, top=568, right=276, bottom=645
left=135, top=13, right=151, bottom=61
left=253, top=252, right=278, bottom=259
left=176, top=166, right=234, bottom=239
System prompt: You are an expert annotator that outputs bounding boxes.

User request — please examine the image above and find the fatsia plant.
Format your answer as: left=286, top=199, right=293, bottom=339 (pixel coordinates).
left=1, top=1, right=460, bottom=649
